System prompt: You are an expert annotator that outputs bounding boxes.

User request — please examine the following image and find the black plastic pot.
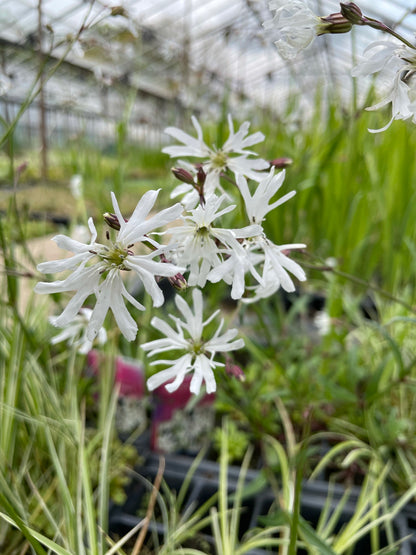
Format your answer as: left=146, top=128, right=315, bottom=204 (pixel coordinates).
left=109, top=451, right=416, bottom=554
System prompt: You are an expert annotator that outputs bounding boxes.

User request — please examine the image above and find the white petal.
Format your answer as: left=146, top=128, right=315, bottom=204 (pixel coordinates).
left=227, top=156, right=269, bottom=178
left=141, top=337, right=185, bottom=356
left=37, top=252, right=92, bottom=274
left=35, top=263, right=101, bottom=295
left=53, top=234, right=91, bottom=254
left=119, top=282, right=145, bottom=312
left=117, top=189, right=159, bottom=244
left=110, top=192, right=127, bottom=235
left=192, top=355, right=217, bottom=394
left=146, top=354, right=192, bottom=391
left=162, top=121, right=209, bottom=158
left=110, top=289, right=138, bottom=342
left=53, top=287, right=95, bottom=328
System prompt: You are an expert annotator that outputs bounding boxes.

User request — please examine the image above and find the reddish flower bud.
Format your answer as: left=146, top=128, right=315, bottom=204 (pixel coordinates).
left=17, top=161, right=29, bottom=175
left=172, top=167, right=196, bottom=185
left=225, top=359, right=246, bottom=382
left=168, top=272, right=188, bottom=291
left=270, top=157, right=293, bottom=169
left=103, top=212, right=122, bottom=231
left=196, top=165, right=206, bottom=187
left=159, top=253, right=188, bottom=290
left=318, top=11, right=352, bottom=34
left=339, top=3, right=364, bottom=25
left=339, top=3, right=392, bottom=34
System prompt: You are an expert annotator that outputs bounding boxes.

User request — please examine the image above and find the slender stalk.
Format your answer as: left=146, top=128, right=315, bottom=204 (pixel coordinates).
left=97, top=389, right=118, bottom=555
left=302, top=255, right=416, bottom=314
left=219, top=419, right=230, bottom=555
left=131, top=456, right=165, bottom=555
left=288, top=414, right=311, bottom=555
left=367, top=19, right=416, bottom=50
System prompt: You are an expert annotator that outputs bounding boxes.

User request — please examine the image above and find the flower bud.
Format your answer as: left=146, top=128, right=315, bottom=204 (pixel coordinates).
left=159, top=253, right=188, bottom=290
left=318, top=12, right=352, bottom=35
left=103, top=212, right=121, bottom=231
left=196, top=165, right=206, bottom=187
left=172, top=167, right=195, bottom=185
left=339, top=3, right=388, bottom=33
left=339, top=3, right=364, bottom=25
left=270, top=157, right=293, bottom=169
left=110, top=6, right=128, bottom=17
left=225, top=359, right=246, bottom=382
left=17, top=161, right=28, bottom=175
left=168, top=272, right=188, bottom=291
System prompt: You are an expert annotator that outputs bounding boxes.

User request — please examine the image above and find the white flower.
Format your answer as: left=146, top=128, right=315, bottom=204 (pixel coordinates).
left=256, top=239, right=307, bottom=292
left=207, top=243, right=264, bottom=300
left=352, top=40, right=416, bottom=132
left=241, top=256, right=281, bottom=303
left=162, top=115, right=269, bottom=194
left=237, top=169, right=296, bottom=224
left=70, top=174, right=83, bottom=199
left=229, top=168, right=306, bottom=300
left=35, top=190, right=184, bottom=342
left=167, top=194, right=261, bottom=288
left=173, top=170, right=306, bottom=301
left=143, top=288, right=244, bottom=395
left=263, top=0, right=322, bottom=60
left=49, top=308, right=107, bottom=355
left=240, top=239, right=307, bottom=303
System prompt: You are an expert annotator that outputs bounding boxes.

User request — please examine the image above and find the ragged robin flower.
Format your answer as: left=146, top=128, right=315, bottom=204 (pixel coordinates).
left=263, top=0, right=352, bottom=60
left=162, top=114, right=269, bottom=197
left=207, top=170, right=306, bottom=300
left=142, top=288, right=244, bottom=395
left=35, top=190, right=184, bottom=342
left=352, top=39, right=416, bottom=132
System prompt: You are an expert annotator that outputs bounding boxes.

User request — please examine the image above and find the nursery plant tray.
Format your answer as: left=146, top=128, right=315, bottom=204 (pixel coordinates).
left=109, top=451, right=416, bottom=554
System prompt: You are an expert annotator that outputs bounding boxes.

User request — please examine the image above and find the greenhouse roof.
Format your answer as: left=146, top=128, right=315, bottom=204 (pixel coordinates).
left=1, top=0, right=416, bottom=116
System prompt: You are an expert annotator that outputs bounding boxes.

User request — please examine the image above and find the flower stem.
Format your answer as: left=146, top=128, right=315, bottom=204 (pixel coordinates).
left=368, top=20, right=416, bottom=50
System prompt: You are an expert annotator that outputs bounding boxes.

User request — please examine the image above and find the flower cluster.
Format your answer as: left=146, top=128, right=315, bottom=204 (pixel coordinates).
left=263, top=0, right=416, bottom=132
left=352, top=41, right=416, bottom=132
left=163, top=117, right=306, bottom=303
left=36, top=115, right=306, bottom=394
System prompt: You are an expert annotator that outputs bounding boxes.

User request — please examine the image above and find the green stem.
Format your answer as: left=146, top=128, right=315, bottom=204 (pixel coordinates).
left=287, top=415, right=311, bottom=555
left=288, top=468, right=302, bottom=555
left=302, top=255, right=416, bottom=314
left=365, top=18, right=416, bottom=50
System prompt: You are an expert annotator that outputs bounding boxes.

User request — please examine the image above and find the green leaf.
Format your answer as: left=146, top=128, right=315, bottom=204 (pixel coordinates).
left=298, top=515, right=337, bottom=555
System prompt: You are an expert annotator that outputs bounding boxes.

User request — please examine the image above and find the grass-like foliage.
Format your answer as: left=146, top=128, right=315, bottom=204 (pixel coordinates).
left=1, top=42, right=416, bottom=552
